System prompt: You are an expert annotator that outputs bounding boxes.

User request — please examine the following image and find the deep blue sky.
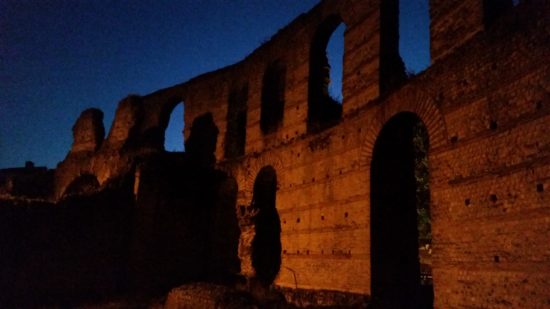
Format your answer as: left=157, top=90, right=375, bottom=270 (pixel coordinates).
left=1, top=0, right=429, bottom=169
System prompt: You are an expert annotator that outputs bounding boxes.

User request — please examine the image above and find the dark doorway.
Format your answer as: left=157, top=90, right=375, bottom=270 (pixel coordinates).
left=251, top=166, right=281, bottom=285
left=370, top=112, right=432, bottom=308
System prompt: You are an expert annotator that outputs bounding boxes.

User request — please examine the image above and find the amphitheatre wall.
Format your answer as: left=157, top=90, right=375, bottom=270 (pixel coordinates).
left=15, top=0, right=550, bottom=307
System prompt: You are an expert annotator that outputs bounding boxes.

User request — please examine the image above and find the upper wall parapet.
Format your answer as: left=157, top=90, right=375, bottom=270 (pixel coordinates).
left=70, top=108, right=105, bottom=154
left=55, top=0, right=535, bottom=197
left=430, top=0, right=519, bottom=63
left=163, top=0, right=404, bottom=159
left=109, top=0, right=527, bottom=160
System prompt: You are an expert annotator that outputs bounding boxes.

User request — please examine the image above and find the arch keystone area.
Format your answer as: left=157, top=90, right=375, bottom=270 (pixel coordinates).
left=360, top=88, right=448, bottom=169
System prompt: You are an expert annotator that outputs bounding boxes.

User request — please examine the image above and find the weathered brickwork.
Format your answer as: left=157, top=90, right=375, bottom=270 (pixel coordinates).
left=4, top=0, right=547, bottom=307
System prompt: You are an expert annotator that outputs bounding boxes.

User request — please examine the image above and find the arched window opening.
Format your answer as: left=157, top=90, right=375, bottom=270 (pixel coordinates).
left=326, top=24, right=345, bottom=104
left=251, top=166, right=281, bottom=285
left=399, top=0, right=430, bottom=75
left=164, top=102, right=185, bottom=152
left=370, top=112, right=432, bottom=308
left=308, top=16, right=345, bottom=133
left=260, top=60, right=286, bottom=134
left=225, top=85, right=248, bottom=159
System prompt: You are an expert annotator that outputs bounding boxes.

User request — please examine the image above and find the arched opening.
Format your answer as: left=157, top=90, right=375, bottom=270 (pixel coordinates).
left=399, top=0, right=430, bottom=75
left=308, top=16, right=345, bottom=133
left=225, top=85, right=248, bottom=159
left=326, top=24, right=344, bottom=104
left=251, top=166, right=281, bottom=285
left=64, top=174, right=100, bottom=197
left=370, top=112, right=433, bottom=308
left=164, top=102, right=185, bottom=152
left=260, top=60, right=285, bottom=134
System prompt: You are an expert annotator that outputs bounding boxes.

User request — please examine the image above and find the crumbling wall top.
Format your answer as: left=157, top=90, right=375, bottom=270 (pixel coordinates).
left=70, top=108, right=105, bottom=154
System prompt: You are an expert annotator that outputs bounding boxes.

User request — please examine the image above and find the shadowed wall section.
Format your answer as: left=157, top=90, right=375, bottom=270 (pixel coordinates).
left=251, top=166, right=282, bottom=285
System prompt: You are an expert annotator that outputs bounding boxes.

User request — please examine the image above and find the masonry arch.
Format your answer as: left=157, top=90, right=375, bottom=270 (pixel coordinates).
left=307, top=15, right=346, bottom=133
left=359, top=88, right=448, bottom=164
left=370, top=112, right=433, bottom=308
left=260, top=60, right=286, bottom=134
left=250, top=166, right=281, bottom=285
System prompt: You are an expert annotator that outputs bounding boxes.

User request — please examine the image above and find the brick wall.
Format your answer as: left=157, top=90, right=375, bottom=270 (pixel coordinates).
left=51, top=0, right=549, bottom=307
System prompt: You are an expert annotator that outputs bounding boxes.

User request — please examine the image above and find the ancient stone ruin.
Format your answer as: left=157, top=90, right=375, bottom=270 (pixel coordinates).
left=0, top=0, right=548, bottom=308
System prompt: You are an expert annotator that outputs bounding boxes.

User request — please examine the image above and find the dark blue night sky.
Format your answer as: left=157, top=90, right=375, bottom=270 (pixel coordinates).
left=1, top=0, right=429, bottom=169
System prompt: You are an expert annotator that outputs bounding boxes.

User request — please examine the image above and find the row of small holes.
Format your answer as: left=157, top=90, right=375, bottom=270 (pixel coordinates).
left=272, top=114, right=365, bottom=143
left=288, top=170, right=345, bottom=187
left=448, top=101, right=548, bottom=144
left=285, top=213, right=349, bottom=224
left=450, top=119, right=511, bottom=144
left=465, top=184, right=543, bottom=207
left=282, top=249, right=352, bottom=255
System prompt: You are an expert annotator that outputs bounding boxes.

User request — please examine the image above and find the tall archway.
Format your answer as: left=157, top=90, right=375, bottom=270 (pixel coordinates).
left=370, top=112, right=433, bottom=308
left=251, top=166, right=281, bottom=285
left=307, top=15, right=345, bottom=133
